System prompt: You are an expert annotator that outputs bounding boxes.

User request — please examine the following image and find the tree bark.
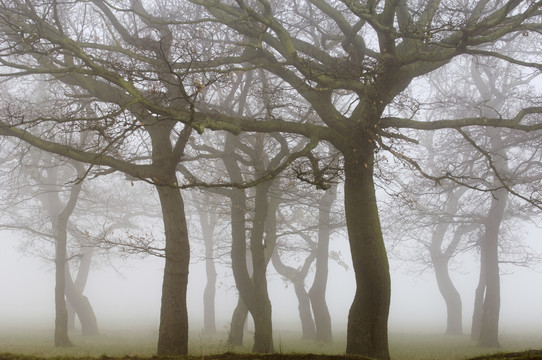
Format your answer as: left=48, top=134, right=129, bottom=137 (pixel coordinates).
left=156, top=180, right=190, bottom=355
left=309, top=185, right=336, bottom=343
left=343, top=151, right=390, bottom=360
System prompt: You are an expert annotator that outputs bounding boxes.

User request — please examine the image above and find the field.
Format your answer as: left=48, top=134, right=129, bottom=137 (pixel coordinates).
left=1, top=328, right=541, bottom=360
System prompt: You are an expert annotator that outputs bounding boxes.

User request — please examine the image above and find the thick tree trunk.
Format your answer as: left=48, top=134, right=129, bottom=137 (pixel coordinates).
left=309, top=185, right=336, bottom=343
left=248, top=182, right=274, bottom=353
left=156, top=180, right=190, bottom=356
left=227, top=185, right=250, bottom=346
left=477, top=188, right=507, bottom=347
left=228, top=297, right=249, bottom=346
left=343, top=152, right=390, bottom=360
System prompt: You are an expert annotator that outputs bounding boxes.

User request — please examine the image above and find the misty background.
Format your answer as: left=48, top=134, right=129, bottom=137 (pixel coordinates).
left=2, top=221, right=541, bottom=334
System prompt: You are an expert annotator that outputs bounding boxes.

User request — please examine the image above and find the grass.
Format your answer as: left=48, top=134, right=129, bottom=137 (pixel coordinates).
left=0, top=328, right=541, bottom=360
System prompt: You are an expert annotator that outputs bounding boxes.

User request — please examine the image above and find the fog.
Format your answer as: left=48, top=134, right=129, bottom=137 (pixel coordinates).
left=2, top=225, right=541, bottom=336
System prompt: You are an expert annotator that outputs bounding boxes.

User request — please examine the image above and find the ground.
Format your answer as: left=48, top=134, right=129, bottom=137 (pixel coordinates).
left=1, top=351, right=542, bottom=360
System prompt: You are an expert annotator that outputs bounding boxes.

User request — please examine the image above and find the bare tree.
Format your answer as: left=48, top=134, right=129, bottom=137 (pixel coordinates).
left=1, top=2, right=542, bottom=359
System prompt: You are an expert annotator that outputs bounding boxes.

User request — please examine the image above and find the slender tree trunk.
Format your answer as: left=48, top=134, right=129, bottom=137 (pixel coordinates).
left=428, top=189, right=467, bottom=336
left=309, top=185, right=336, bottom=343
left=224, top=132, right=274, bottom=352
left=55, top=221, right=73, bottom=347
left=156, top=180, right=190, bottom=355
left=477, top=188, right=507, bottom=347
left=203, top=250, right=217, bottom=334
left=53, top=168, right=83, bottom=347
left=271, top=245, right=316, bottom=340
left=228, top=297, right=249, bottom=346
left=269, top=192, right=316, bottom=340
left=66, top=246, right=99, bottom=336
left=433, top=257, right=463, bottom=335
left=471, top=267, right=486, bottom=341
left=195, top=203, right=217, bottom=335
left=343, top=151, right=390, bottom=360
left=65, top=267, right=99, bottom=336
left=294, top=282, right=317, bottom=340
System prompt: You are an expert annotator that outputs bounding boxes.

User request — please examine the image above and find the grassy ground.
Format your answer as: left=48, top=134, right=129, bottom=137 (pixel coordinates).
left=0, top=328, right=541, bottom=360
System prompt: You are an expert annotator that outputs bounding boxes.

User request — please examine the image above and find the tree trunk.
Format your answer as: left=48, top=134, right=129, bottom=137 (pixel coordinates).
left=228, top=296, right=249, bottom=346
left=433, top=257, right=463, bottom=335
left=271, top=246, right=316, bottom=340
left=203, top=249, right=217, bottom=334
left=477, top=188, right=507, bottom=347
left=471, top=267, right=486, bottom=341
left=195, top=203, right=217, bottom=335
left=294, top=282, right=317, bottom=340
left=66, top=246, right=99, bottom=336
left=428, top=189, right=467, bottom=336
left=50, top=164, right=83, bottom=348
left=227, top=185, right=250, bottom=347
left=224, top=132, right=274, bottom=352
left=343, top=152, right=390, bottom=360
left=156, top=180, right=190, bottom=356
left=309, top=185, right=336, bottom=343
left=248, top=182, right=274, bottom=353
left=55, top=221, right=73, bottom=347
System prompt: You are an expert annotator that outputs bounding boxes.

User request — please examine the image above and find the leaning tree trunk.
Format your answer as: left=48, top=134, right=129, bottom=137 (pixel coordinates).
left=477, top=188, right=507, bottom=347
left=428, top=189, right=467, bottom=336
left=309, top=185, right=336, bottom=343
left=224, top=132, right=275, bottom=353
left=53, top=170, right=83, bottom=347
left=66, top=246, right=99, bottom=336
left=155, top=178, right=191, bottom=355
left=65, top=267, right=99, bottom=336
left=228, top=297, right=249, bottom=346
left=433, top=256, right=463, bottom=335
left=271, top=243, right=317, bottom=340
left=343, top=150, right=390, bottom=360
